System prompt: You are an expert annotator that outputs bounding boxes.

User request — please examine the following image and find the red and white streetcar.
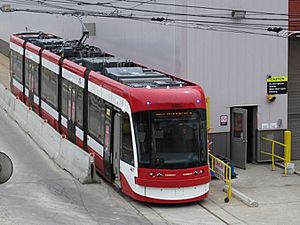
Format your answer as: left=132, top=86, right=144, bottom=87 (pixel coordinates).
left=9, top=32, right=210, bottom=203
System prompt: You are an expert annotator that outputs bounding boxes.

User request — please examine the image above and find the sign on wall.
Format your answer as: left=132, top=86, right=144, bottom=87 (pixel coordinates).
left=220, top=115, right=228, bottom=126
left=267, top=76, right=288, bottom=94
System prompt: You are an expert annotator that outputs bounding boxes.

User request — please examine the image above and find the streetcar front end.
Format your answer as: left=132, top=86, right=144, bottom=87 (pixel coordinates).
left=120, top=88, right=211, bottom=203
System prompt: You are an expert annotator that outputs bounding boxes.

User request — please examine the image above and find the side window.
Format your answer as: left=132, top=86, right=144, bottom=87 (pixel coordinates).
left=32, top=61, right=39, bottom=95
left=11, top=51, right=23, bottom=83
left=88, top=93, right=105, bottom=143
left=121, top=113, right=134, bottom=166
left=41, top=67, right=58, bottom=109
left=76, top=88, right=83, bottom=127
left=24, top=58, right=30, bottom=88
left=61, top=79, right=69, bottom=116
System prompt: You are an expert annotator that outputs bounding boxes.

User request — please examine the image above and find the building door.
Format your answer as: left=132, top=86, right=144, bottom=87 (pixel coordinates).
left=288, top=38, right=300, bottom=159
left=113, top=112, right=121, bottom=186
left=231, top=108, right=248, bottom=169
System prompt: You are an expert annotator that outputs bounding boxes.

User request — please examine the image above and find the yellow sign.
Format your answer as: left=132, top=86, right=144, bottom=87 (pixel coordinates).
left=267, top=76, right=288, bottom=82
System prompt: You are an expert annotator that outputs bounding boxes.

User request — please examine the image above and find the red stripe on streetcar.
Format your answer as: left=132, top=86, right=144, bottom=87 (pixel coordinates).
left=136, top=176, right=211, bottom=188
left=42, top=50, right=61, bottom=64
left=120, top=173, right=209, bottom=203
left=136, top=165, right=211, bottom=188
left=25, top=42, right=41, bottom=55
left=10, top=35, right=25, bottom=46
left=62, top=59, right=86, bottom=78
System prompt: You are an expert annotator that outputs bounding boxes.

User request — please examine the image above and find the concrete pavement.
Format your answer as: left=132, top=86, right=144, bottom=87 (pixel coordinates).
left=0, top=106, right=153, bottom=225
left=230, top=164, right=300, bottom=225
left=293, top=160, right=300, bottom=173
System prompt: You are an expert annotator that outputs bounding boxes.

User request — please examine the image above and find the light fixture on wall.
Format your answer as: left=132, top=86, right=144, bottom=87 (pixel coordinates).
left=267, top=94, right=276, bottom=103
left=231, top=10, right=246, bottom=19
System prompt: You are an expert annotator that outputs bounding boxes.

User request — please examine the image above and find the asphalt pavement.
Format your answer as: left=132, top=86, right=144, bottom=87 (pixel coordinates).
left=0, top=104, right=154, bottom=225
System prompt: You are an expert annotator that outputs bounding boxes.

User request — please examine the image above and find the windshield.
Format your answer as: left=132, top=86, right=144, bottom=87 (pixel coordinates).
left=133, top=109, right=207, bottom=169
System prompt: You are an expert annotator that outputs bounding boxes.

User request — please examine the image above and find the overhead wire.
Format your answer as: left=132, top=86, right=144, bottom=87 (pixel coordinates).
left=0, top=7, right=284, bottom=37
left=1, top=0, right=291, bottom=22
left=37, top=0, right=290, bottom=21
left=0, top=0, right=291, bottom=36
left=114, top=0, right=289, bottom=16
left=17, top=0, right=290, bottom=24
left=2, top=6, right=278, bottom=37
left=1, top=0, right=295, bottom=18
left=36, top=0, right=290, bottom=16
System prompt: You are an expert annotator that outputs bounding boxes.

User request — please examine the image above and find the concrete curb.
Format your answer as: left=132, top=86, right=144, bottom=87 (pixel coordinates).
left=223, top=185, right=259, bottom=208
left=0, top=83, right=95, bottom=184
left=275, top=162, right=300, bottom=175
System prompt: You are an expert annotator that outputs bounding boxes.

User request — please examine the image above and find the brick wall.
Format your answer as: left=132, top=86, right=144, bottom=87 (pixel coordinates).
left=289, top=0, right=300, bottom=30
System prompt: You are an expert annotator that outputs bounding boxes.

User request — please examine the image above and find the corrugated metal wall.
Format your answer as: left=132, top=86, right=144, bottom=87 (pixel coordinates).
left=288, top=38, right=300, bottom=159
left=288, top=0, right=300, bottom=159
left=289, top=0, right=300, bottom=31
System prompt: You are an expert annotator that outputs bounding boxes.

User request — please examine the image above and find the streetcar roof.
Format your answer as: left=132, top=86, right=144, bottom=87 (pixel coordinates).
left=10, top=32, right=206, bottom=112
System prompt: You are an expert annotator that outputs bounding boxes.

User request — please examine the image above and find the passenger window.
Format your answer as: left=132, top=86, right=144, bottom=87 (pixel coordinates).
left=41, top=67, right=58, bottom=109
left=32, top=61, right=39, bottom=95
left=88, top=93, right=105, bottom=143
left=24, top=59, right=38, bottom=91
left=61, top=79, right=69, bottom=116
left=76, top=88, right=83, bottom=127
left=24, top=58, right=30, bottom=88
left=121, top=113, right=134, bottom=166
left=11, top=51, right=23, bottom=83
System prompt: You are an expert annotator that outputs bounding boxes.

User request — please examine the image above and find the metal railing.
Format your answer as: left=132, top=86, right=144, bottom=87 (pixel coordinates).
left=209, top=153, right=232, bottom=202
left=261, top=130, right=291, bottom=176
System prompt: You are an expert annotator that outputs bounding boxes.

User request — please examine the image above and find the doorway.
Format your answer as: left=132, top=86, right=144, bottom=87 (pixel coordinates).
left=230, top=106, right=257, bottom=169
left=112, top=112, right=121, bottom=187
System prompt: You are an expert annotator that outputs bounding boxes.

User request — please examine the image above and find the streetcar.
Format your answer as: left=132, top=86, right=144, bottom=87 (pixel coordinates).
left=9, top=32, right=210, bottom=203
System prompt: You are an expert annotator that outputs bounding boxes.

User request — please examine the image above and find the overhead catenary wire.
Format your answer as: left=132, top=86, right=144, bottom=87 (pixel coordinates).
left=30, top=0, right=291, bottom=21
left=0, top=6, right=285, bottom=37
left=0, top=0, right=291, bottom=37
left=1, top=0, right=292, bottom=23
left=2, top=0, right=289, bottom=26
left=1, top=0, right=291, bottom=21
left=28, top=0, right=292, bottom=17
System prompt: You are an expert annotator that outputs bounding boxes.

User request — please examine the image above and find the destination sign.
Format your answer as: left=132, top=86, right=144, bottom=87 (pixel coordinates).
left=154, top=111, right=193, bottom=118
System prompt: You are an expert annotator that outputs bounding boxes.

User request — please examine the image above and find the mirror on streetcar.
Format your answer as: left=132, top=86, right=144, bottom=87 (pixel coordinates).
left=0, top=152, right=13, bottom=184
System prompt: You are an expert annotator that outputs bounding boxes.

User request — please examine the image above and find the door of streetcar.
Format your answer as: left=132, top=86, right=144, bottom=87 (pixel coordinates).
left=231, top=108, right=248, bottom=169
left=62, top=79, right=82, bottom=144
left=113, top=112, right=121, bottom=186
left=67, top=87, right=76, bottom=143
left=103, top=104, right=113, bottom=181
left=25, top=59, right=38, bottom=111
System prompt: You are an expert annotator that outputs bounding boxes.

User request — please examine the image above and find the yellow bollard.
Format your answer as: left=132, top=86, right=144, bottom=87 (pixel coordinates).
left=271, top=142, right=275, bottom=171
left=227, top=167, right=232, bottom=201
left=284, top=130, right=291, bottom=164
